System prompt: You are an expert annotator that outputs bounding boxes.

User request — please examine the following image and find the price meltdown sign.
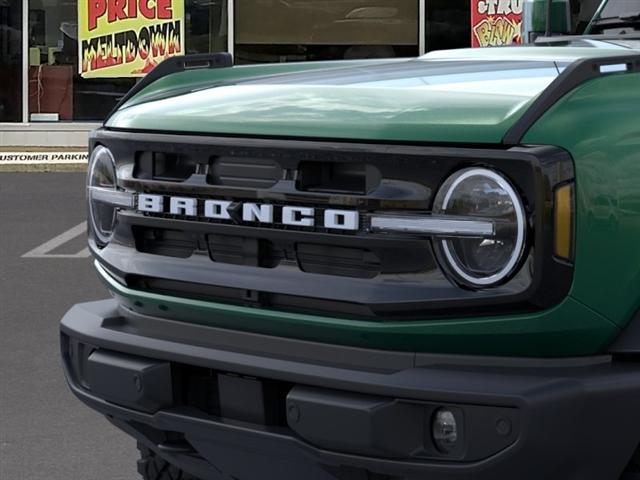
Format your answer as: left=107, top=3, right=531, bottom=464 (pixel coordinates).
left=78, top=0, right=185, bottom=78
left=471, top=0, right=524, bottom=48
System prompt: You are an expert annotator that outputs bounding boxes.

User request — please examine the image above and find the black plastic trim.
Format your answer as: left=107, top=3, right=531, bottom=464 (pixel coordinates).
left=535, top=33, right=640, bottom=43
left=105, top=53, right=233, bottom=123
left=503, top=54, right=640, bottom=145
left=102, top=126, right=509, bottom=150
left=62, top=300, right=617, bottom=397
left=609, top=309, right=640, bottom=355
left=61, top=299, right=640, bottom=480
left=104, top=301, right=613, bottom=372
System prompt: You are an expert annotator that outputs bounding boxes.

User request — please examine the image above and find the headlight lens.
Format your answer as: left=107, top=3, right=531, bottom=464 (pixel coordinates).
left=433, top=168, right=526, bottom=288
left=88, top=146, right=118, bottom=245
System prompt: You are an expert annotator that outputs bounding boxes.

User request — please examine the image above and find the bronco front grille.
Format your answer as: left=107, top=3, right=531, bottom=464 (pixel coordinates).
left=93, top=129, right=574, bottom=319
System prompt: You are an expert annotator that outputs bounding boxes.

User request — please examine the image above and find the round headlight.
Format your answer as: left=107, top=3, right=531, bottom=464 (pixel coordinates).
left=433, top=168, right=526, bottom=288
left=88, top=146, right=117, bottom=245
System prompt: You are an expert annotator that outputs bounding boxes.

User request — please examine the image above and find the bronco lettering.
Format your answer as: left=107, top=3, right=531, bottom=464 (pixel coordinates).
left=136, top=194, right=360, bottom=231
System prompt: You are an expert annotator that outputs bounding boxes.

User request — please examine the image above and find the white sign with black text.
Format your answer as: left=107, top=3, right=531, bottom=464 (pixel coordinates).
left=0, top=151, right=89, bottom=165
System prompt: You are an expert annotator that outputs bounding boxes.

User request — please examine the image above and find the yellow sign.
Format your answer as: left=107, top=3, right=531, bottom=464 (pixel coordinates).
left=471, top=0, right=523, bottom=48
left=473, top=16, right=522, bottom=48
left=78, top=0, right=185, bottom=78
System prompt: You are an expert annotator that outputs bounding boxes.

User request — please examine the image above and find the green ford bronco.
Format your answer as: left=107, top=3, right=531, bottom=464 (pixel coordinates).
left=61, top=1, right=640, bottom=479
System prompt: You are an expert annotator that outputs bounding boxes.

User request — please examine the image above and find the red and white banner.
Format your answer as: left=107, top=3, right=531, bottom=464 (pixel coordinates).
left=471, top=0, right=524, bottom=48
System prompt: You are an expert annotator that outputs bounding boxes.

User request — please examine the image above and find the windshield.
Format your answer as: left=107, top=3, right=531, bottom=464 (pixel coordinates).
left=598, top=0, right=640, bottom=19
left=589, top=0, right=640, bottom=34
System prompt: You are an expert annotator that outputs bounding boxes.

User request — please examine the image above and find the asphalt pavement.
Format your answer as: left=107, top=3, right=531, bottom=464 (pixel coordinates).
left=1, top=173, right=137, bottom=480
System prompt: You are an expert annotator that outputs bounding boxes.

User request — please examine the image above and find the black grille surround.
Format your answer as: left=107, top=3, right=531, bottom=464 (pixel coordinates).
left=92, top=129, right=574, bottom=320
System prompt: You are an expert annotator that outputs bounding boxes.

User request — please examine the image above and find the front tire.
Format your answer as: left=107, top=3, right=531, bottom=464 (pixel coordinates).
left=137, top=444, right=201, bottom=480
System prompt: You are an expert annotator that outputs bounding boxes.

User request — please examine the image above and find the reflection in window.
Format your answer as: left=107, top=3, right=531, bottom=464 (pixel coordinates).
left=0, top=1, right=22, bottom=122
left=425, top=0, right=471, bottom=52
left=589, top=0, right=640, bottom=35
left=247, top=59, right=558, bottom=99
left=187, top=0, right=228, bottom=54
left=598, top=0, right=640, bottom=19
left=27, top=0, right=228, bottom=122
left=235, top=0, right=419, bottom=64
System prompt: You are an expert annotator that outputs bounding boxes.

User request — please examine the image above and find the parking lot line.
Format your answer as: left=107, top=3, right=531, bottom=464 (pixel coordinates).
left=22, top=222, right=91, bottom=258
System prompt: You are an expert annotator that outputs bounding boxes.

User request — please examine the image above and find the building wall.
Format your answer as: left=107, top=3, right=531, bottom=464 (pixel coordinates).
left=0, top=123, right=98, bottom=148
left=0, top=0, right=604, bottom=148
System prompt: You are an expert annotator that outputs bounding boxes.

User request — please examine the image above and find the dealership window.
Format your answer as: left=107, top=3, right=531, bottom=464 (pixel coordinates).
left=27, top=0, right=228, bottom=122
left=234, top=0, right=419, bottom=64
left=425, top=0, right=471, bottom=52
left=0, top=1, right=22, bottom=122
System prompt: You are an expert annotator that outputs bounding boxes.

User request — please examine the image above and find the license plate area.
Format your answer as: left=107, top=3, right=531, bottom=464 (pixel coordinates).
left=218, top=374, right=272, bottom=424
left=174, top=364, right=291, bottom=426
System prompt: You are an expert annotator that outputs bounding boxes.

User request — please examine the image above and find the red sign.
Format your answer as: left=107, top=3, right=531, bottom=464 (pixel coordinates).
left=471, top=0, right=524, bottom=48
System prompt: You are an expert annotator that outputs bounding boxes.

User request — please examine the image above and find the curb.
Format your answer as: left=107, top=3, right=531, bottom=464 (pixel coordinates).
left=0, top=163, right=88, bottom=173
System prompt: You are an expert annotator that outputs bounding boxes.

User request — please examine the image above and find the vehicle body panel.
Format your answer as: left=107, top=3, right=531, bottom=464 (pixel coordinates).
left=94, top=45, right=640, bottom=357
left=61, top=299, right=640, bottom=480
left=523, top=71, right=640, bottom=328
left=107, top=47, right=638, bottom=145
left=97, top=261, right=619, bottom=357
left=108, top=59, right=558, bottom=144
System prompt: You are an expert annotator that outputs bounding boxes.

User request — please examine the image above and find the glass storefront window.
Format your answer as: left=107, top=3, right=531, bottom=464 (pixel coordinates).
left=187, top=0, right=228, bottom=54
left=0, top=1, right=22, bottom=122
left=27, top=0, right=227, bottom=122
left=425, top=0, right=471, bottom=52
left=2, top=0, right=611, bottom=125
left=28, top=0, right=135, bottom=121
left=235, top=0, right=419, bottom=64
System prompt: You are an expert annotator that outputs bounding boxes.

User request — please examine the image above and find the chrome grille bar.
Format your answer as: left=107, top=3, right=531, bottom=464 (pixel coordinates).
left=370, top=214, right=495, bottom=238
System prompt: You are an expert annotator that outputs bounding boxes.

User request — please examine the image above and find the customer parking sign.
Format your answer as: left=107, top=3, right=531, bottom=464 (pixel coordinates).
left=78, top=0, right=185, bottom=78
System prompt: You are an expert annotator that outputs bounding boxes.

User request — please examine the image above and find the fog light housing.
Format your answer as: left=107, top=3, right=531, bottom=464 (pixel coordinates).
left=432, top=408, right=459, bottom=453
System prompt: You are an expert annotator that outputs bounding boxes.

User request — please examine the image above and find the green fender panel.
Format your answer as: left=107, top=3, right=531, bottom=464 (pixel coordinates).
left=524, top=72, right=640, bottom=329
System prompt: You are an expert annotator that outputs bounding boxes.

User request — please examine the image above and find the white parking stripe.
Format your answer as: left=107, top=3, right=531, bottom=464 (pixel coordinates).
left=22, top=223, right=91, bottom=258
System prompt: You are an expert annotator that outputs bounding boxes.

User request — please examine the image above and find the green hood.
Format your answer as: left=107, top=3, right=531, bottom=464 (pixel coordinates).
left=106, top=46, right=637, bottom=144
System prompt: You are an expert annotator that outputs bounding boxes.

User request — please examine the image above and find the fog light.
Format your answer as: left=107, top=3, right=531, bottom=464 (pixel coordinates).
left=432, top=408, right=459, bottom=453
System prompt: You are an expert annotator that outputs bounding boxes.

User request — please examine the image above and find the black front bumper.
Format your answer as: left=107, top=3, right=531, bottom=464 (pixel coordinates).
left=61, top=300, right=640, bottom=480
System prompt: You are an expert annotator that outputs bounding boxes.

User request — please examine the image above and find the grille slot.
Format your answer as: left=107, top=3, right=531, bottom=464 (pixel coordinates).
left=134, top=152, right=194, bottom=182
left=296, top=243, right=381, bottom=279
left=130, top=225, right=431, bottom=279
left=208, top=234, right=281, bottom=268
left=133, top=227, right=195, bottom=258
left=208, top=156, right=282, bottom=189
left=297, top=161, right=381, bottom=195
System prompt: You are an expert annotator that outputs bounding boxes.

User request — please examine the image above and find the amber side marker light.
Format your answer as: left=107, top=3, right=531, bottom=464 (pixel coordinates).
left=554, top=183, right=575, bottom=262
